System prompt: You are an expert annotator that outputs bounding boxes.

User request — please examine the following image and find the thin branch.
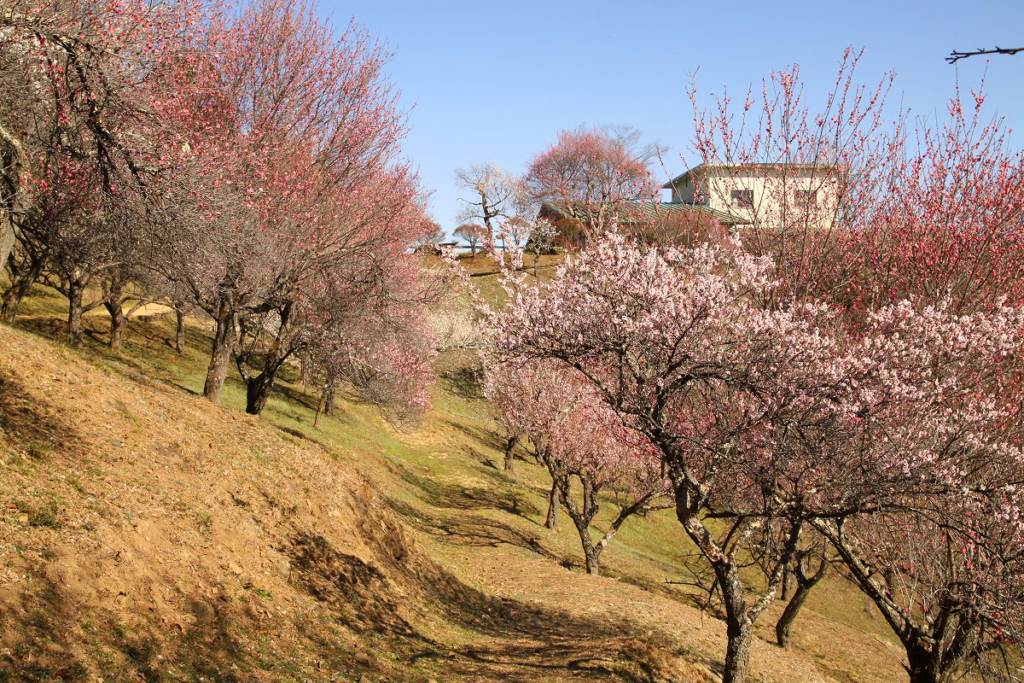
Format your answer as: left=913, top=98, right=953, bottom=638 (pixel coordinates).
left=946, top=45, right=1024, bottom=64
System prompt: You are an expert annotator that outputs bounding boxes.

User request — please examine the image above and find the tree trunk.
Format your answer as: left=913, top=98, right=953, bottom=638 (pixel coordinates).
left=175, top=309, right=186, bottom=354
left=776, top=581, right=811, bottom=649
left=203, top=305, right=235, bottom=404
left=776, top=556, right=828, bottom=649
left=722, top=613, right=754, bottom=683
left=313, top=388, right=328, bottom=429
left=583, top=545, right=600, bottom=575
left=675, top=481, right=757, bottom=683
left=245, top=370, right=277, bottom=415
left=2, top=254, right=42, bottom=324
left=0, top=219, right=13, bottom=276
left=324, top=385, right=336, bottom=416
left=545, top=482, right=559, bottom=530
left=1, top=286, right=20, bottom=324
left=717, top=562, right=754, bottom=683
left=503, top=436, right=517, bottom=471
left=107, top=301, right=126, bottom=354
left=906, top=643, right=941, bottom=683
left=102, top=272, right=128, bottom=354
left=67, top=280, right=85, bottom=347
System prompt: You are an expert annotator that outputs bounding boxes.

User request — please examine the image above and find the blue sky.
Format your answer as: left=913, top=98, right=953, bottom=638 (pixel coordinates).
left=319, top=0, right=1024, bottom=234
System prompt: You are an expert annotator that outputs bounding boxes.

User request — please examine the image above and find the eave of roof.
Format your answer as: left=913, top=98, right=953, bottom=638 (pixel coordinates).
left=662, top=162, right=845, bottom=189
left=539, top=200, right=751, bottom=226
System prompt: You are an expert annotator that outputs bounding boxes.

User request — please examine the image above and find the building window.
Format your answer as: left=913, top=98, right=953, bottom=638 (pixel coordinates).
left=794, top=189, right=818, bottom=209
left=730, top=189, right=753, bottom=208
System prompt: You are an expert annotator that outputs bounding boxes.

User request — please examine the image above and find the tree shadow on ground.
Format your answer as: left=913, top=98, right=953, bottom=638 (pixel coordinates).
left=398, top=466, right=540, bottom=519
left=0, top=371, right=79, bottom=456
left=285, top=526, right=674, bottom=682
left=388, top=495, right=562, bottom=561
left=0, top=566, right=257, bottom=683
left=439, top=363, right=484, bottom=400
left=445, top=418, right=507, bottom=454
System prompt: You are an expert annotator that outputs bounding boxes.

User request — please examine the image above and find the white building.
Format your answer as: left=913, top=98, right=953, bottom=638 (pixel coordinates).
left=662, top=163, right=844, bottom=231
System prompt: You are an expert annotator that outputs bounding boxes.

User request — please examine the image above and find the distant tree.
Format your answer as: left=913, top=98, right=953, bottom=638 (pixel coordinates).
left=523, top=125, right=661, bottom=238
left=525, top=218, right=557, bottom=276
left=453, top=223, right=486, bottom=257
left=304, top=284, right=437, bottom=428
left=454, top=162, right=528, bottom=242
left=412, top=220, right=446, bottom=252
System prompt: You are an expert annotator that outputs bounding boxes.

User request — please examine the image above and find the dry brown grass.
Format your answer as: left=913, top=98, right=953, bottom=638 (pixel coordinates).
left=0, top=298, right=911, bottom=682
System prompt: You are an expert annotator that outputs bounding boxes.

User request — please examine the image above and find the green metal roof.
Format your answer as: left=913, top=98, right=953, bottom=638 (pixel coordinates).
left=539, top=201, right=751, bottom=226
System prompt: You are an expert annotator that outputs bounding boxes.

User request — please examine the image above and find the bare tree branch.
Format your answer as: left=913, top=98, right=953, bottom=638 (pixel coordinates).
left=947, top=45, right=1024, bottom=64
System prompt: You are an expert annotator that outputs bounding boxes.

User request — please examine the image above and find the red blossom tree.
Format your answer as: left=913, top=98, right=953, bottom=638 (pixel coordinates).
left=0, top=0, right=209, bottom=344
left=688, top=48, right=1024, bottom=315
left=149, top=0, right=436, bottom=413
left=524, top=125, right=660, bottom=240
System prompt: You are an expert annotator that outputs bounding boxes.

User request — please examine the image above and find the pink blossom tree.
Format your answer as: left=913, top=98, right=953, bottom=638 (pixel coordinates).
left=483, top=358, right=669, bottom=575
left=486, top=233, right=857, bottom=682
left=807, top=301, right=1024, bottom=683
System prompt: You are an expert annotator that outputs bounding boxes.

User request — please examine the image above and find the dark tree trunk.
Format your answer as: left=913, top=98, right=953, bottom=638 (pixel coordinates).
left=906, top=644, right=941, bottom=683
left=239, top=310, right=292, bottom=416
left=67, top=279, right=85, bottom=347
left=107, top=301, right=126, bottom=354
left=203, top=304, right=234, bottom=404
left=583, top=544, right=600, bottom=575
left=673, top=479, right=792, bottom=683
left=102, top=270, right=129, bottom=354
left=776, top=582, right=811, bottom=649
left=324, top=385, right=336, bottom=416
left=175, top=309, right=186, bottom=354
left=503, top=435, right=518, bottom=471
left=776, top=555, right=828, bottom=649
left=545, top=481, right=559, bottom=530
left=245, top=370, right=277, bottom=415
left=2, top=253, right=43, bottom=324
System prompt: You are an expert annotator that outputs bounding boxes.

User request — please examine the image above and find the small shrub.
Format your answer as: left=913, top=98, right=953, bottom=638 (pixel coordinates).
left=195, top=511, right=213, bottom=536
left=25, top=441, right=52, bottom=460
left=29, top=501, right=63, bottom=529
left=66, top=474, right=84, bottom=493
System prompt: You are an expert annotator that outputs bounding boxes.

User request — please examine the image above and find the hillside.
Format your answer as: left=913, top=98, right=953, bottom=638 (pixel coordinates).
left=0, top=277, right=909, bottom=683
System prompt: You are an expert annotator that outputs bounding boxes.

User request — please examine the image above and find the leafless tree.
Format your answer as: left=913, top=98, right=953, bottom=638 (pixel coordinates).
left=454, top=162, right=529, bottom=241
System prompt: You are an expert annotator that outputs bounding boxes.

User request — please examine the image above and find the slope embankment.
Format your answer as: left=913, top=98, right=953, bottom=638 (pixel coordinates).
left=0, top=318, right=906, bottom=682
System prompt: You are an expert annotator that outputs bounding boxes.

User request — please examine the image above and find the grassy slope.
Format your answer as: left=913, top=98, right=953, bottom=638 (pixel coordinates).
left=0, top=270, right=907, bottom=682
